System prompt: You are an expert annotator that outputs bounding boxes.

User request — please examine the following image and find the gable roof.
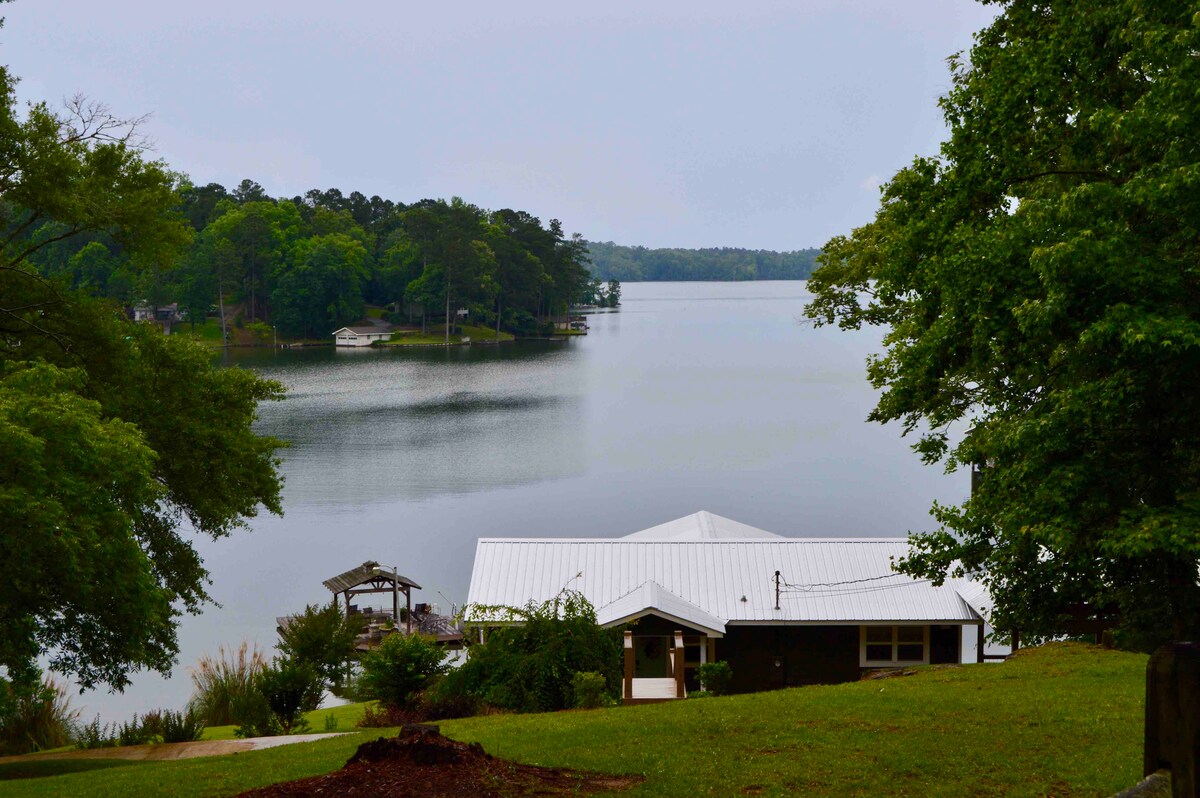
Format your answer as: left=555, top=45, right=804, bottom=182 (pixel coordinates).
left=332, top=326, right=389, bottom=336
left=620, top=510, right=782, bottom=541
left=595, top=580, right=726, bottom=636
left=323, top=560, right=422, bottom=594
left=465, top=513, right=986, bottom=626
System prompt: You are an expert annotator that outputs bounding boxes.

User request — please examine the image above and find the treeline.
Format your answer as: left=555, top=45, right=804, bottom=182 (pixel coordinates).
left=584, top=241, right=820, bottom=282
left=27, top=178, right=594, bottom=339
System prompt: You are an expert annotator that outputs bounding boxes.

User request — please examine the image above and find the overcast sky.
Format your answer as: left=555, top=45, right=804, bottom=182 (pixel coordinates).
left=5, top=1, right=997, bottom=250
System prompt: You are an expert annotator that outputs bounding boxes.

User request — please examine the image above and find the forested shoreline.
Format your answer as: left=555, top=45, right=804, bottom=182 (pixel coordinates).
left=584, top=240, right=819, bottom=282
left=27, top=179, right=595, bottom=340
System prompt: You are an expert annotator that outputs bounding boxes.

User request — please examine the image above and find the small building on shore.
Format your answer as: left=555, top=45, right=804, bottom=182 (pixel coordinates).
left=333, top=327, right=392, bottom=347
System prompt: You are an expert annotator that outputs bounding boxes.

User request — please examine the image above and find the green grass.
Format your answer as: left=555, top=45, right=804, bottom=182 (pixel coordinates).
left=0, top=645, right=1147, bottom=797
left=364, top=306, right=386, bottom=319
left=201, top=702, right=373, bottom=741
left=171, top=318, right=226, bottom=343
left=379, top=324, right=514, bottom=346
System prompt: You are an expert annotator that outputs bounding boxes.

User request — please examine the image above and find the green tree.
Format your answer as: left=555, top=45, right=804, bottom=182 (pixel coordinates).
left=276, top=603, right=359, bottom=692
left=0, top=38, right=286, bottom=689
left=270, top=232, right=368, bottom=338
left=804, top=1, right=1200, bottom=648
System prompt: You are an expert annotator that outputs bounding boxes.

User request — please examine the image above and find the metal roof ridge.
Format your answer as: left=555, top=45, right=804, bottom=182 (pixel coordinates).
left=474, top=537, right=913, bottom=543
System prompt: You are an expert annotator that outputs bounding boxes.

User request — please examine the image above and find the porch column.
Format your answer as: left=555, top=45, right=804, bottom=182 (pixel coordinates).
left=673, top=631, right=685, bottom=698
left=976, top=622, right=986, bottom=663
left=700, top=637, right=708, bottom=665
left=623, top=631, right=634, bottom=702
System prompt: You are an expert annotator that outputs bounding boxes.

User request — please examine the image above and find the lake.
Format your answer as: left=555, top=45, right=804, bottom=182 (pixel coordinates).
left=81, top=280, right=969, bottom=719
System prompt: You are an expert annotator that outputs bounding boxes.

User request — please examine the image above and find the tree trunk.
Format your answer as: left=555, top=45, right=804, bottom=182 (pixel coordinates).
left=217, top=282, right=228, bottom=348
left=495, top=297, right=502, bottom=340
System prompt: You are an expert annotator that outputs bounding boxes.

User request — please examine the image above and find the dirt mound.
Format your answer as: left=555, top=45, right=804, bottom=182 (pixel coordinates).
left=235, top=724, right=643, bottom=798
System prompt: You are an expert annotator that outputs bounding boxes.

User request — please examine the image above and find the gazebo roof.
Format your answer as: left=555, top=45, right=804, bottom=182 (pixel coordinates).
left=322, top=560, right=422, bottom=594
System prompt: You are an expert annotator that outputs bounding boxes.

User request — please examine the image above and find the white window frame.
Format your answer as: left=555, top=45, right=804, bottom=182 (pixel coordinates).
left=859, top=624, right=930, bottom=667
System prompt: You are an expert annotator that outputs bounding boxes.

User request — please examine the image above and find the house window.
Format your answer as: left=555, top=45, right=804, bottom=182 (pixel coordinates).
left=860, top=625, right=929, bottom=667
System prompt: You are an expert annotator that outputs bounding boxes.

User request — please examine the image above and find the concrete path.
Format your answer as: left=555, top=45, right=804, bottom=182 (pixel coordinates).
left=0, top=732, right=347, bottom=764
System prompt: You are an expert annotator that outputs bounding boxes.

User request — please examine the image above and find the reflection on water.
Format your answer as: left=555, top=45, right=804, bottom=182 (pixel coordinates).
left=223, top=342, right=585, bottom=503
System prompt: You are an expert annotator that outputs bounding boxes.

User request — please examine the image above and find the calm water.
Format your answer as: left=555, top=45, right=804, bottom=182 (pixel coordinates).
left=84, top=281, right=969, bottom=719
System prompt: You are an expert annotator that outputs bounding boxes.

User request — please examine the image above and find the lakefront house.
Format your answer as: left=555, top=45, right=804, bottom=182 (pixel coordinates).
left=465, top=511, right=998, bottom=701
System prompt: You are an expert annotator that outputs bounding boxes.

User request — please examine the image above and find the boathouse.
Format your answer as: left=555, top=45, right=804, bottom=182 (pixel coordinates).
left=333, top=326, right=391, bottom=347
left=464, top=511, right=995, bottom=702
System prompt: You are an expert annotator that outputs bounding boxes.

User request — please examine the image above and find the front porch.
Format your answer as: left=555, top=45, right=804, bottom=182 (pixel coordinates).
left=623, top=630, right=689, bottom=704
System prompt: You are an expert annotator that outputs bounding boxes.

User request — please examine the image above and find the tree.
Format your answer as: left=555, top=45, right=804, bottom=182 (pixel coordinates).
left=270, top=232, right=368, bottom=338
left=804, top=1, right=1200, bottom=649
left=0, top=39, right=286, bottom=689
left=276, top=603, right=358, bottom=692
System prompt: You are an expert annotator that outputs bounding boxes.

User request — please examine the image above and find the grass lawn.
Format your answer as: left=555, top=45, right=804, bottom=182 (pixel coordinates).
left=0, top=644, right=1147, bottom=797
left=171, top=318, right=226, bottom=344
left=201, top=701, right=374, bottom=741
left=380, top=323, right=514, bottom=346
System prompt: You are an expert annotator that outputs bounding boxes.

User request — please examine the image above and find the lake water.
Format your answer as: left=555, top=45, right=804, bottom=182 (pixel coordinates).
left=81, top=280, right=970, bottom=719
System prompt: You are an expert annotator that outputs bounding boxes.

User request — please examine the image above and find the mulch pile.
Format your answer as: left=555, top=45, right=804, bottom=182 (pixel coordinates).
left=235, top=724, right=643, bottom=798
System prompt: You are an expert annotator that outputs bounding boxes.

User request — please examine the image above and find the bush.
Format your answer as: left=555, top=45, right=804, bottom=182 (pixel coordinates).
left=188, top=642, right=267, bottom=726
left=255, top=657, right=322, bottom=734
left=0, top=677, right=78, bottom=755
left=698, top=661, right=733, bottom=696
left=359, top=633, right=449, bottom=709
left=570, top=671, right=612, bottom=709
left=74, top=715, right=119, bottom=750
left=231, top=689, right=280, bottom=739
left=357, top=702, right=411, bottom=728
left=159, top=708, right=203, bottom=743
left=441, top=590, right=622, bottom=713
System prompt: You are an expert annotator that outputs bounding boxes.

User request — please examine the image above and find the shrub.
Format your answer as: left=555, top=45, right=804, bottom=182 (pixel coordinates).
left=359, top=633, right=449, bottom=709
left=276, top=603, right=359, bottom=692
left=357, top=702, right=412, bottom=728
left=188, top=642, right=267, bottom=726
left=0, top=677, right=79, bottom=754
left=570, top=671, right=611, bottom=709
left=255, top=657, right=322, bottom=734
left=159, top=708, right=204, bottom=743
left=118, top=715, right=151, bottom=747
left=698, top=661, right=733, bottom=696
left=74, top=715, right=119, bottom=750
left=231, top=689, right=280, bottom=739
left=441, top=590, right=622, bottom=713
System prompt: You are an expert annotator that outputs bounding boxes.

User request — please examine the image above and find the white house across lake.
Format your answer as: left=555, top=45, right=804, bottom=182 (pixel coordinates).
left=333, top=326, right=391, bottom=347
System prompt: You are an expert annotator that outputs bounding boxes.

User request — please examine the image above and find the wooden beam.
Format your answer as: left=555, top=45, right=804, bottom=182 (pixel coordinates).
left=977, top=622, right=985, bottom=664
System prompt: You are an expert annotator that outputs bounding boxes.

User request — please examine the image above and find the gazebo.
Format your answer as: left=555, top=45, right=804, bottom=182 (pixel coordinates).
left=322, top=560, right=422, bottom=634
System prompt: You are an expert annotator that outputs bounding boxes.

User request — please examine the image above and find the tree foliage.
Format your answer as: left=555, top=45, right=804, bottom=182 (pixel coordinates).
left=804, top=1, right=1200, bottom=648
left=0, top=30, right=285, bottom=689
left=586, top=240, right=819, bottom=281
left=358, top=633, right=449, bottom=709
left=276, top=603, right=359, bottom=691
left=445, top=591, right=622, bottom=713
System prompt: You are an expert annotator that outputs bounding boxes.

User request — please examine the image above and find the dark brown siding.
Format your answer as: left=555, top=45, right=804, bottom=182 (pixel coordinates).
left=719, top=626, right=861, bottom=693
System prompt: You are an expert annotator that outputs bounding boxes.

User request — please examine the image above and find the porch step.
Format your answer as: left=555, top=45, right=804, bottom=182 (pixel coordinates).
left=629, top=677, right=684, bottom=700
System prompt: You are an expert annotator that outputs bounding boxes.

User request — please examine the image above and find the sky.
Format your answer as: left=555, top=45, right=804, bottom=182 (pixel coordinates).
left=4, top=1, right=998, bottom=251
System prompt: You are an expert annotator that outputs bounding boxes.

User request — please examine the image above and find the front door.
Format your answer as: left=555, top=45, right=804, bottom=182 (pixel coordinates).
left=634, top=635, right=670, bottom=677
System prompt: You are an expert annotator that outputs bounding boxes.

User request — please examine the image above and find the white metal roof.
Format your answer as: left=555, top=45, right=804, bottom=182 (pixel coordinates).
left=465, top=512, right=985, bottom=626
left=595, top=580, right=727, bottom=636
left=620, top=510, right=783, bottom=541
